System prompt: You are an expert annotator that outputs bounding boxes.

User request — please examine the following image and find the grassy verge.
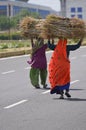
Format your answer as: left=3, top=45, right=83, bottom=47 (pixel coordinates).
left=0, top=38, right=86, bottom=58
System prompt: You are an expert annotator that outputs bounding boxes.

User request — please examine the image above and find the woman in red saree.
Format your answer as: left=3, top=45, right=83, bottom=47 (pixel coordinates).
left=49, top=39, right=70, bottom=99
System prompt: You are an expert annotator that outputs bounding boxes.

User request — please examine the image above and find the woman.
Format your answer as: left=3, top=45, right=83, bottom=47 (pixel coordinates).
left=27, top=37, right=48, bottom=89
left=48, top=38, right=83, bottom=99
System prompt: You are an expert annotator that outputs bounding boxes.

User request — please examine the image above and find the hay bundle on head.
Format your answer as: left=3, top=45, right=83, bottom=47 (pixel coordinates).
left=41, top=14, right=86, bottom=39
left=69, top=17, right=86, bottom=38
left=19, top=16, right=41, bottom=38
left=35, top=19, right=45, bottom=36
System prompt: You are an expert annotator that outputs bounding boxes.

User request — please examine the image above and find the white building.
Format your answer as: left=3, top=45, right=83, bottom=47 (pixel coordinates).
left=60, top=0, right=86, bottom=20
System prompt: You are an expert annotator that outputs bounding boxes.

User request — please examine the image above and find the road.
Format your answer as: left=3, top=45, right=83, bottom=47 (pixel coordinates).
left=0, top=46, right=86, bottom=130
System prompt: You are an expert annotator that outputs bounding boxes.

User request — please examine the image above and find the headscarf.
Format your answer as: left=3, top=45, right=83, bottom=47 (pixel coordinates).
left=31, top=37, right=44, bottom=55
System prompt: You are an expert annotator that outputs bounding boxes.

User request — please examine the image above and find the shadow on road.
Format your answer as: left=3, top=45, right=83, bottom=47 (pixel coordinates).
left=70, top=88, right=84, bottom=91
left=53, top=97, right=86, bottom=101
left=40, top=87, right=50, bottom=90
left=67, top=98, right=86, bottom=101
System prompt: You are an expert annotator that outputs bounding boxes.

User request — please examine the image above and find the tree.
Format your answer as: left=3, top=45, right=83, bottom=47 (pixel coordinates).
left=0, top=16, right=10, bottom=31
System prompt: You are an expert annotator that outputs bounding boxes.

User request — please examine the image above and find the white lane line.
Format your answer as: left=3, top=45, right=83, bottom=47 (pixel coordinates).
left=4, top=100, right=28, bottom=109
left=0, top=54, right=29, bottom=61
left=42, top=90, right=50, bottom=94
left=70, top=80, right=79, bottom=84
left=70, top=57, right=77, bottom=60
left=42, top=80, right=79, bottom=94
left=3, top=80, right=80, bottom=109
left=2, top=70, right=15, bottom=74
left=0, top=51, right=51, bottom=61
left=25, top=67, right=31, bottom=70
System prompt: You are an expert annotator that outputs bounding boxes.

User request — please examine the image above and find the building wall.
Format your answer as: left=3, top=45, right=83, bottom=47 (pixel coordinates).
left=15, top=0, right=28, bottom=2
left=60, top=0, right=86, bottom=20
left=60, top=0, right=66, bottom=17
left=0, top=1, right=58, bottom=18
left=0, top=0, right=28, bottom=1
left=66, top=0, right=86, bottom=20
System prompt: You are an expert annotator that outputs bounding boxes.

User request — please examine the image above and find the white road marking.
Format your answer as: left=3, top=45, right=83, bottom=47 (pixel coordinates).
left=4, top=100, right=28, bottom=109
left=42, top=80, right=79, bottom=94
left=42, top=90, right=50, bottom=94
left=0, top=54, right=29, bottom=61
left=0, top=51, right=52, bottom=61
left=3, top=80, right=80, bottom=109
left=25, top=67, right=31, bottom=70
left=2, top=70, right=15, bottom=74
left=70, top=80, right=79, bottom=84
left=70, top=57, right=76, bottom=60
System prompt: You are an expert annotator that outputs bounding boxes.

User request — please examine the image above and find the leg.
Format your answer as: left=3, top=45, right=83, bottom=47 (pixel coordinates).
left=66, top=89, right=69, bottom=92
left=40, top=69, right=47, bottom=88
left=30, top=68, right=40, bottom=88
left=65, top=89, right=71, bottom=97
left=59, top=90, right=64, bottom=99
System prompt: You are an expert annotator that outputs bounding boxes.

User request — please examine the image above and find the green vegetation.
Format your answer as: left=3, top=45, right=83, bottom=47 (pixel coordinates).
left=0, top=40, right=31, bottom=58
left=0, top=9, right=40, bottom=40
left=0, top=40, right=31, bottom=50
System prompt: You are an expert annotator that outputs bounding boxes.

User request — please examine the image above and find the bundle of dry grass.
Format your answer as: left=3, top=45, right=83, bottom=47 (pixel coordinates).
left=19, top=15, right=86, bottom=39
left=19, top=16, right=40, bottom=38
left=41, top=14, right=86, bottom=39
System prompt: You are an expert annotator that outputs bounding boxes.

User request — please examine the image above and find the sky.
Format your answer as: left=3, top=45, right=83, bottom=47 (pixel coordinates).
left=28, top=0, right=61, bottom=12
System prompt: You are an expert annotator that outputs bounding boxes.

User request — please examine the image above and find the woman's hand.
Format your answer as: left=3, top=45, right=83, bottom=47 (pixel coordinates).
left=52, top=38, right=54, bottom=44
left=31, top=38, right=33, bottom=44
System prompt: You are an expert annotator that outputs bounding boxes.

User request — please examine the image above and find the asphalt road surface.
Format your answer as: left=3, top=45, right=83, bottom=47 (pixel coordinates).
left=0, top=46, right=86, bottom=130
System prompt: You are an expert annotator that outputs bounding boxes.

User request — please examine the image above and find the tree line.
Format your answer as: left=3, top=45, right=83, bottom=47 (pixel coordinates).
left=0, top=9, right=40, bottom=40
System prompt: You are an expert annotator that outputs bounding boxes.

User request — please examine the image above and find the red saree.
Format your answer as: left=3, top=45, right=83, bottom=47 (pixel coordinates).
left=49, top=39, right=70, bottom=92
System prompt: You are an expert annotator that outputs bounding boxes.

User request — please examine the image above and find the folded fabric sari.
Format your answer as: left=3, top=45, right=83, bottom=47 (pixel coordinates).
left=49, top=39, right=70, bottom=94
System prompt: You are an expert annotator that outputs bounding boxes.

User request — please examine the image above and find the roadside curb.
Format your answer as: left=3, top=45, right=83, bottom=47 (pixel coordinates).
left=0, top=48, right=32, bottom=58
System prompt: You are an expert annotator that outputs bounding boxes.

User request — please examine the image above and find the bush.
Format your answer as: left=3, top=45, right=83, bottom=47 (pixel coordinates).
left=0, top=44, right=8, bottom=49
left=0, top=40, right=31, bottom=50
left=0, top=32, right=22, bottom=40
